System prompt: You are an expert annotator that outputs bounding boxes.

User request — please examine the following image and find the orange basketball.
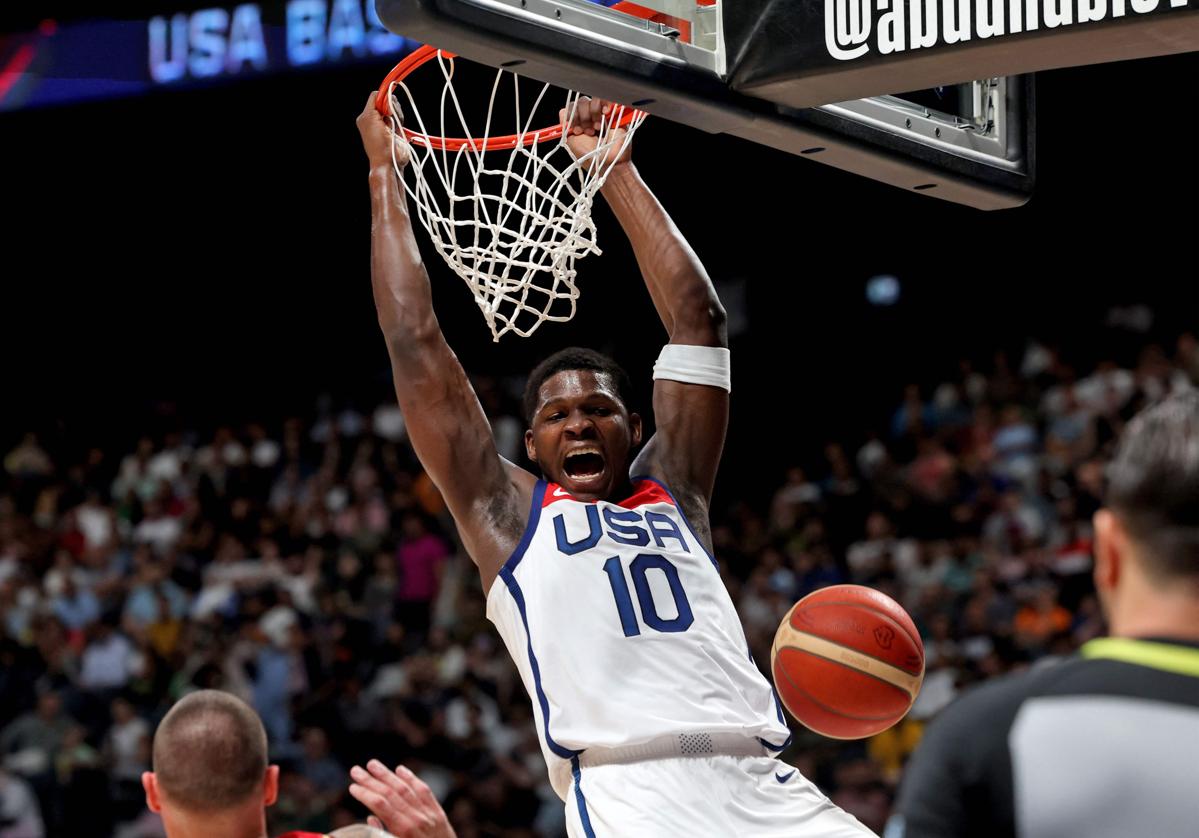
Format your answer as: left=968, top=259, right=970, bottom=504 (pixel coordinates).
left=770, top=584, right=924, bottom=739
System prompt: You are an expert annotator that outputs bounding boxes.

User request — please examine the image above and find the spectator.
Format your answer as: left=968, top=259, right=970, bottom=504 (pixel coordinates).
left=771, top=466, right=822, bottom=529
left=122, top=553, right=190, bottom=632
left=891, top=385, right=934, bottom=440
left=74, top=491, right=116, bottom=556
left=0, top=692, right=72, bottom=781
left=79, top=619, right=136, bottom=693
left=3, top=435, right=53, bottom=481
left=394, top=515, right=450, bottom=639
left=48, top=573, right=100, bottom=635
left=132, top=500, right=184, bottom=557
left=106, top=698, right=151, bottom=819
left=55, top=724, right=108, bottom=835
left=0, top=768, right=44, bottom=838
left=298, top=728, right=345, bottom=804
left=847, top=512, right=917, bottom=584
left=251, top=609, right=306, bottom=753
left=1012, top=584, right=1071, bottom=652
left=991, top=405, right=1038, bottom=484
left=1043, top=386, right=1096, bottom=471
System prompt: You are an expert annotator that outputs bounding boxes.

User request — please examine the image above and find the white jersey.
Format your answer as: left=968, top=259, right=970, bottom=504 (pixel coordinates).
left=486, top=476, right=791, bottom=799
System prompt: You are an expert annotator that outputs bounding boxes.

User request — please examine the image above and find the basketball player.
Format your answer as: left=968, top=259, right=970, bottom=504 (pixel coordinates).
left=141, top=690, right=453, bottom=838
left=889, top=390, right=1199, bottom=838
left=357, top=93, right=870, bottom=837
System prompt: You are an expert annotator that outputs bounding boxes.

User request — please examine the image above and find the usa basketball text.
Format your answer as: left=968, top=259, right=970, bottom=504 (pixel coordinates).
left=826, top=0, right=1191, bottom=59
left=148, top=0, right=409, bottom=83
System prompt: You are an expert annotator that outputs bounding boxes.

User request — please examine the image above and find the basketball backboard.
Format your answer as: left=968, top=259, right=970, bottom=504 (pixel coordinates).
left=375, top=0, right=1197, bottom=209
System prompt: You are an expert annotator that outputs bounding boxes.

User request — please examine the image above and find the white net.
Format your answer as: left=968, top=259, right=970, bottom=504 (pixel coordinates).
left=382, top=50, right=647, bottom=341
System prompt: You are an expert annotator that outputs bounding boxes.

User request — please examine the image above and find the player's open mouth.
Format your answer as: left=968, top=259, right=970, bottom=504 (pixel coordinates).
left=563, top=446, right=606, bottom=480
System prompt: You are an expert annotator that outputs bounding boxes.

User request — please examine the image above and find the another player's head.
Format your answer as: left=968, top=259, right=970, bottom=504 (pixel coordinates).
left=141, top=690, right=279, bottom=838
left=1093, top=390, right=1199, bottom=633
left=524, top=347, right=641, bottom=501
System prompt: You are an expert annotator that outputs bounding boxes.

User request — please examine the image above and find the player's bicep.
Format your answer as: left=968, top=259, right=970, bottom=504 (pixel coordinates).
left=387, top=338, right=512, bottom=513
left=636, top=377, right=728, bottom=503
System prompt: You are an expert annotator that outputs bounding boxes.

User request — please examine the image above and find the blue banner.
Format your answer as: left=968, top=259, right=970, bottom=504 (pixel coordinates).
left=0, top=1, right=421, bottom=112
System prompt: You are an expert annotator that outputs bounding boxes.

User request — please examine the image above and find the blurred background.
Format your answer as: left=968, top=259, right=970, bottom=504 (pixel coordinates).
left=1, top=4, right=1196, bottom=835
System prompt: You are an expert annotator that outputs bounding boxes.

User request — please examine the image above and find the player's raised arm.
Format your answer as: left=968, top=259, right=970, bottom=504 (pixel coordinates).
left=357, top=94, right=532, bottom=591
left=561, top=98, right=728, bottom=513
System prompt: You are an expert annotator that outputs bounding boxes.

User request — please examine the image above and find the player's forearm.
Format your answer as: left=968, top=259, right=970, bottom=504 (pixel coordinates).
left=368, top=166, right=440, bottom=347
left=600, top=163, right=726, bottom=346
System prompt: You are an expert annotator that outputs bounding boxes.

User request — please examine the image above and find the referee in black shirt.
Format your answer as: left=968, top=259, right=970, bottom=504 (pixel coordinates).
left=889, top=390, right=1199, bottom=838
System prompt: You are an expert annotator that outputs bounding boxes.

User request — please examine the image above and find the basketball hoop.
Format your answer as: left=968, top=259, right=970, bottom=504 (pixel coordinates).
left=374, top=46, right=647, bottom=341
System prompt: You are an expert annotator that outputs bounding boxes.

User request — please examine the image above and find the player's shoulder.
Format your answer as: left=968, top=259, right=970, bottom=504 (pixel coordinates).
left=891, top=665, right=1069, bottom=838
left=621, top=475, right=679, bottom=508
left=924, top=654, right=1086, bottom=744
left=931, top=642, right=1199, bottom=737
left=625, top=471, right=711, bottom=523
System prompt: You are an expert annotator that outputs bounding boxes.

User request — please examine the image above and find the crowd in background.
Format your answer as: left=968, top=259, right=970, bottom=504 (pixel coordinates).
left=1, top=330, right=1196, bottom=837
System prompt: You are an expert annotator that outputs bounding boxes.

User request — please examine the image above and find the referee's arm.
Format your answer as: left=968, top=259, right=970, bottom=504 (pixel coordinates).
left=888, top=680, right=1019, bottom=838
left=887, top=707, right=971, bottom=838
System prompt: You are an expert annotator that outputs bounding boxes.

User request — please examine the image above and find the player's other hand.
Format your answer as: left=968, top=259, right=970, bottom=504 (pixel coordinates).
left=358, top=92, right=412, bottom=170
left=559, top=96, right=633, bottom=170
left=349, top=760, right=455, bottom=838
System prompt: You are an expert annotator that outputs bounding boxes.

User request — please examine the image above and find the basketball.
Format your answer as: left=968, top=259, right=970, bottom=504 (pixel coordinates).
left=771, top=585, right=924, bottom=740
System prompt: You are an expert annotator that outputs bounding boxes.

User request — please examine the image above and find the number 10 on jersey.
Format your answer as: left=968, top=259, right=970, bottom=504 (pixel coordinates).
left=602, top=554, right=694, bottom=636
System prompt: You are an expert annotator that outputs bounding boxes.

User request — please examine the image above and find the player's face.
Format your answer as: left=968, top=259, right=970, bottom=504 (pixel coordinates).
left=525, top=369, right=642, bottom=501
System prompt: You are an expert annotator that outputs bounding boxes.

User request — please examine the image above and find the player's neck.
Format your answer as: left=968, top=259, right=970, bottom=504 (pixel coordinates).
left=606, top=474, right=636, bottom=502
left=554, top=473, right=635, bottom=503
left=161, top=803, right=269, bottom=838
left=1108, top=573, right=1199, bottom=643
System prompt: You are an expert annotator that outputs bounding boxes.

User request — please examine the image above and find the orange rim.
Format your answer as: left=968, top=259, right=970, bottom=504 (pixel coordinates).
left=375, top=45, right=644, bottom=152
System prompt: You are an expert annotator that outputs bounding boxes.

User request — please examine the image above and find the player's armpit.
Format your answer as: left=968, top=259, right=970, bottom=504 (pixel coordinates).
left=383, top=332, right=534, bottom=589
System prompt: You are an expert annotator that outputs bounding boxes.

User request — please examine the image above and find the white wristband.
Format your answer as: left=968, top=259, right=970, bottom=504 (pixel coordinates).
left=652, top=344, right=731, bottom=392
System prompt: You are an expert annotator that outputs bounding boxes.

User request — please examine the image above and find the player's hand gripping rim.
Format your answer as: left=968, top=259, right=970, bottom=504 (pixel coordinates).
left=358, top=91, right=413, bottom=171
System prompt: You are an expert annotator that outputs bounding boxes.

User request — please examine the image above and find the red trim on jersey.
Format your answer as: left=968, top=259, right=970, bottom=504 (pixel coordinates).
left=617, top=479, right=674, bottom=509
left=542, top=482, right=577, bottom=506
left=542, top=480, right=674, bottom=509
left=276, top=832, right=329, bottom=838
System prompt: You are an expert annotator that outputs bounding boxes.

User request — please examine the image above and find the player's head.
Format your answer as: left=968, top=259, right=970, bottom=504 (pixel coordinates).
left=524, top=347, right=641, bottom=501
left=141, top=690, right=279, bottom=837
left=1093, top=390, right=1199, bottom=624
